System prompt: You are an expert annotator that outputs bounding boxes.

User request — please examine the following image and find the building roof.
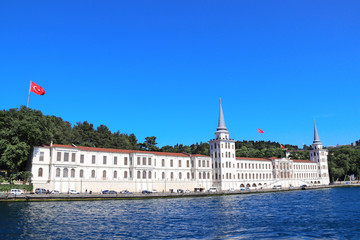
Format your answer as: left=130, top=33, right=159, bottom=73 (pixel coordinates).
left=236, top=157, right=271, bottom=161
left=292, top=159, right=315, bottom=163
left=43, top=144, right=192, bottom=157
left=216, top=98, right=228, bottom=132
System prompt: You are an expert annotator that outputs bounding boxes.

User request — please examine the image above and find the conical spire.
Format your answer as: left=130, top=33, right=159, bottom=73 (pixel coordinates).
left=313, top=120, right=322, bottom=145
left=217, top=98, right=227, bottom=131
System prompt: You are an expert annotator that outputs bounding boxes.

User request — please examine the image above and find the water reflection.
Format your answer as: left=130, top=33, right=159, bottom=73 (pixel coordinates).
left=1, top=187, right=360, bottom=239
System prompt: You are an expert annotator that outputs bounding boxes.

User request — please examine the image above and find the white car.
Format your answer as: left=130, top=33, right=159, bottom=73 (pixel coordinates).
left=51, top=190, right=61, bottom=194
left=208, top=188, right=217, bottom=193
left=69, top=190, right=80, bottom=194
left=150, top=189, right=158, bottom=193
left=10, top=189, right=24, bottom=195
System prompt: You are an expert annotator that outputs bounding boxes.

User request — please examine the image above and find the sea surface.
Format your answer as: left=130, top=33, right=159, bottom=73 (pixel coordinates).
left=1, top=187, right=360, bottom=239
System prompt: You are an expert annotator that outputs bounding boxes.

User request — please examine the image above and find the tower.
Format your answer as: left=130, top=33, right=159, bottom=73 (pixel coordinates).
left=209, top=99, right=237, bottom=190
left=309, top=121, right=330, bottom=185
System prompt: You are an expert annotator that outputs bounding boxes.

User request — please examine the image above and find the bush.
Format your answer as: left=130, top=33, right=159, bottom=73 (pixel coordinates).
left=0, top=184, right=33, bottom=192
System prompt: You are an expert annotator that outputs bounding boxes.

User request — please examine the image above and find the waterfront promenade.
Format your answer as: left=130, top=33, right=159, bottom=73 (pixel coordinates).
left=1, top=183, right=359, bottom=202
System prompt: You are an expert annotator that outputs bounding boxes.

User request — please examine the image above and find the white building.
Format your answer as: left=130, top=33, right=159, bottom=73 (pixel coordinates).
left=30, top=101, right=330, bottom=192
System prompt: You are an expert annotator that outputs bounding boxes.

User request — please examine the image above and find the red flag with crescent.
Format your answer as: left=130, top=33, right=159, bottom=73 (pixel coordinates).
left=30, top=81, right=45, bottom=95
left=281, top=144, right=285, bottom=149
left=258, top=128, right=264, bottom=133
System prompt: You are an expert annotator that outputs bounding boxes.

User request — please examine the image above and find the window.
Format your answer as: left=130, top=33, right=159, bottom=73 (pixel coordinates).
left=179, top=160, right=182, bottom=167
left=170, top=160, right=173, bottom=167
left=162, top=172, right=165, bottom=179
left=63, top=168, right=68, bottom=178
left=143, top=157, right=146, bottom=165
left=137, top=171, right=141, bottom=179
left=114, top=171, right=117, bottom=178
left=198, top=160, right=201, bottom=167
left=114, top=157, right=118, bottom=165
left=199, top=172, right=201, bottom=179
left=162, top=159, right=165, bottom=167
left=71, top=169, right=75, bottom=178
left=80, top=154, right=84, bottom=163
left=154, top=159, right=156, bottom=166
left=92, top=155, right=96, bottom=164
left=57, top=152, right=61, bottom=161
left=103, top=156, right=107, bottom=165
left=124, top=171, right=128, bottom=178
left=38, top=168, right=43, bottom=177
left=207, top=161, right=210, bottom=168
left=56, top=168, right=60, bottom=177
left=203, top=172, right=206, bottom=179
left=143, top=171, right=146, bottom=179
left=103, top=170, right=107, bottom=179
left=137, top=157, right=140, bottom=165
left=91, top=170, right=95, bottom=178
left=39, top=152, right=44, bottom=161
left=64, top=152, right=69, bottom=162
left=71, top=153, right=76, bottom=162
left=171, top=172, right=174, bottom=179
left=202, top=160, right=205, bottom=168
left=187, top=160, right=190, bottom=168
left=80, top=169, right=84, bottom=178
left=207, top=172, right=210, bottom=179
left=179, top=172, right=182, bottom=179
left=124, top=157, right=128, bottom=165
left=187, top=172, right=190, bottom=179
left=148, top=158, right=152, bottom=166
left=148, top=171, right=152, bottom=179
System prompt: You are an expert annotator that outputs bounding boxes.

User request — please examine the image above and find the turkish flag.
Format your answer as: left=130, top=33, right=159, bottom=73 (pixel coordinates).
left=281, top=144, right=285, bottom=149
left=30, top=81, right=45, bottom=95
left=258, top=128, right=264, bottom=133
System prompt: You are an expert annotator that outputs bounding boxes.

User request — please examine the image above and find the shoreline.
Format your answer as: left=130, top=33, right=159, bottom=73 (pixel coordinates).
left=1, top=183, right=359, bottom=202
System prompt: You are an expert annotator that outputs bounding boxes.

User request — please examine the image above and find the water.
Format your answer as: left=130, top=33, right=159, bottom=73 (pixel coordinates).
left=1, top=187, right=360, bottom=239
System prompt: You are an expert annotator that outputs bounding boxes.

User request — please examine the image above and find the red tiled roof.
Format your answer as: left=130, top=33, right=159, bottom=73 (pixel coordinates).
left=292, top=159, right=314, bottom=163
left=236, top=157, right=271, bottom=161
left=43, top=144, right=192, bottom=157
left=191, top=154, right=210, bottom=157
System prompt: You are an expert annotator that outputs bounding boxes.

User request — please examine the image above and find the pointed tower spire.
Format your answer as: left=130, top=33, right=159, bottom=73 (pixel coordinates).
left=313, top=120, right=322, bottom=146
left=217, top=98, right=227, bottom=131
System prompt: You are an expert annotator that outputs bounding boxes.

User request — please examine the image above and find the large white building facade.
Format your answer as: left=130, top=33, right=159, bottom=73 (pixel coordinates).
left=30, top=101, right=330, bottom=192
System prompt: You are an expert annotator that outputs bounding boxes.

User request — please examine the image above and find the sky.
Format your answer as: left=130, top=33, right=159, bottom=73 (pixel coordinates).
left=1, top=1, right=360, bottom=148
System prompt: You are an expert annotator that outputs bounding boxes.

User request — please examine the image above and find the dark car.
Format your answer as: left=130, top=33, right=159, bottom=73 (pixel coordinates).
left=177, top=189, right=184, bottom=193
left=142, top=190, right=151, bottom=194
left=102, top=190, right=110, bottom=194
left=35, top=188, right=47, bottom=194
left=108, top=190, right=117, bottom=194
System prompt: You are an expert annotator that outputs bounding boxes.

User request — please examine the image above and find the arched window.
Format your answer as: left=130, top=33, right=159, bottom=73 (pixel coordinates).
left=103, top=170, right=107, bottom=179
left=187, top=172, right=190, bottom=179
left=56, top=168, right=60, bottom=177
left=80, top=169, right=84, bottom=178
left=91, top=170, right=95, bottom=178
left=137, top=171, right=141, bottom=179
left=203, top=172, right=206, bottom=179
left=199, top=172, right=201, bottom=179
left=162, top=172, right=165, bottom=179
left=71, top=169, right=75, bottom=178
left=63, top=168, right=68, bottom=178
left=114, top=170, right=117, bottom=179
left=124, top=171, right=128, bottom=178
left=38, top=168, right=43, bottom=177
left=170, top=172, right=174, bottom=180
left=207, top=172, right=210, bottom=179
left=148, top=171, right=152, bottom=179
left=143, top=170, right=146, bottom=179
left=179, top=172, right=182, bottom=179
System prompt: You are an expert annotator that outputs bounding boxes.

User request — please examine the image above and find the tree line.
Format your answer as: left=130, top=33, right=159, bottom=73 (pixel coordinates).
left=0, top=106, right=359, bottom=183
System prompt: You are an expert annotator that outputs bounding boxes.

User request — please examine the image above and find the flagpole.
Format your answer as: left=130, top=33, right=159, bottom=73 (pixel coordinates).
left=27, top=80, right=31, bottom=108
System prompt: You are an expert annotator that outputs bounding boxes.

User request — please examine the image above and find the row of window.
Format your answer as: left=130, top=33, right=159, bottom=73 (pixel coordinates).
left=53, top=152, right=210, bottom=168
left=211, top=142, right=235, bottom=150
left=214, top=172, right=272, bottom=180
left=213, top=152, right=235, bottom=159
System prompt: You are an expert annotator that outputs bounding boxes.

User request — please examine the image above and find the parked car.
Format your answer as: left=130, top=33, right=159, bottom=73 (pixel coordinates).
left=121, top=190, right=132, bottom=194
left=150, top=189, right=158, bottom=193
left=142, top=190, right=152, bottom=194
left=51, top=190, right=61, bottom=194
left=228, top=188, right=235, bottom=192
left=102, top=190, right=110, bottom=194
left=69, top=190, right=80, bottom=194
left=272, top=185, right=282, bottom=189
left=185, top=189, right=191, bottom=193
left=10, top=189, right=24, bottom=195
left=208, top=187, right=217, bottom=193
left=35, top=188, right=47, bottom=194
left=108, top=190, right=117, bottom=194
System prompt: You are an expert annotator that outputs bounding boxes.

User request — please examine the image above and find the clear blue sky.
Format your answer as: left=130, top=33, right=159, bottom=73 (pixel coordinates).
left=1, top=1, right=359, bottom=148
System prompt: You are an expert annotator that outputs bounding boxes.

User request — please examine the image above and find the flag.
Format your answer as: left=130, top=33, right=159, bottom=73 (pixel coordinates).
left=280, top=144, right=285, bottom=149
left=30, top=81, right=45, bottom=95
left=258, top=128, right=264, bottom=133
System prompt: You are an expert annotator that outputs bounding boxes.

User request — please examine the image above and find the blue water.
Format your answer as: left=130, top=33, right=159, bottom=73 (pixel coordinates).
left=1, top=187, right=360, bottom=239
